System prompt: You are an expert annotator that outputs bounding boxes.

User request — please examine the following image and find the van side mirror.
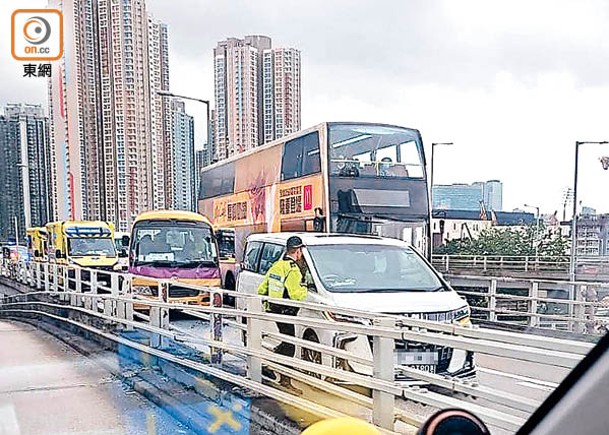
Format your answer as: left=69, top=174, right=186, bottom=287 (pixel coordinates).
left=119, top=249, right=128, bottom=258
left=55, top=249, right=63, bottom=259
left=121, top=235, right=130, bottom=246
left=34, top=250, right=40, bottom=258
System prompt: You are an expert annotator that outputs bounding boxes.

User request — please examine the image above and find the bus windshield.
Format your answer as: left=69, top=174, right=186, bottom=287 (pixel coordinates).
left=328, top=124, right=424, bottom=179
left=68, top=238, right=116, bottom=257
left=217, top=232, right=235, bottom=258
left=131, top=221, right=218, bottom=267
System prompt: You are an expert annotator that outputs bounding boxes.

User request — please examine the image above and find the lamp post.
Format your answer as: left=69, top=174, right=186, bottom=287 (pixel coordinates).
left=569, top=141, right=609, bottom=281
left=157, top=90, right=210, bottom=152
left=429, top=142, right=453, bottom=259
left=524, top=203, right=540, bottom=258
left=157, top=90, right=211, bottom=210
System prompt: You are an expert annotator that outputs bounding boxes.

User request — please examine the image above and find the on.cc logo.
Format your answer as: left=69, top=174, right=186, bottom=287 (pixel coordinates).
left=11, top=9, right=63, bottom=61
left=23, top=16, right=52, bottom=45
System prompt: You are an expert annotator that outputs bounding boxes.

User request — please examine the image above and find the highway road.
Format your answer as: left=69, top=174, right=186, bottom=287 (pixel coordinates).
left=0, top=320, right=190, bottom=435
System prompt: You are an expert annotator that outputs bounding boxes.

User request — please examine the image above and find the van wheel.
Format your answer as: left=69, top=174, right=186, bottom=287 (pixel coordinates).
left=301, top=330, right=322, bottom=379
left=223, top=273, right=236, bottom=306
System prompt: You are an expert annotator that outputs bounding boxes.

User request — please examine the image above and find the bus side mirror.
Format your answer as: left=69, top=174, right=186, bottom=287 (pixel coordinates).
left=122, top=235, right=130, bottom=246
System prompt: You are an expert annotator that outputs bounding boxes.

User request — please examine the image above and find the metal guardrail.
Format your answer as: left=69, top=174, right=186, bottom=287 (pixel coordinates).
left=432, top=254, right=609, bottom=276
left=0, top=260, right=595, bottom=433
left=444, top=274, right=609, bottom=335
left=432, top=255, right=571, bottom=274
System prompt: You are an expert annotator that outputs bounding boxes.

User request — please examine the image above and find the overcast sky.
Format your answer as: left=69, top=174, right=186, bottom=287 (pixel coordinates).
left=2, top=0, right=609, bottom=215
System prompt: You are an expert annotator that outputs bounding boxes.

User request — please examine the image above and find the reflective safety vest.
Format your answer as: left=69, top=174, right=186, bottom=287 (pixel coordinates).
left=258, top=256, right=307, bottom=305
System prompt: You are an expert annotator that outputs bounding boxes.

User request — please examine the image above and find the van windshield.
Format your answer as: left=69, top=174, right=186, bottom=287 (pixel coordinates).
left=306, top=244, right=444, bottom=293
left=68, top=238, right=116, bottom=257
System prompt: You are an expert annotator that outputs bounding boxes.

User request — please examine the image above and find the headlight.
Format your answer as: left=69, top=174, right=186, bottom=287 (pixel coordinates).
left=326, top=311, right=372, bottom=326
left=453, top=305, right=471, bottom=323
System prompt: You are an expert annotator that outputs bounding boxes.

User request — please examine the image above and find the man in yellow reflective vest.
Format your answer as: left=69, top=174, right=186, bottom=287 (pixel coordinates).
left=258, top=236, right=308, bottom=390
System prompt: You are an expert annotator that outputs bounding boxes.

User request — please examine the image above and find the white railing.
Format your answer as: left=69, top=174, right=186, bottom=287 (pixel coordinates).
left=432, top=255, right=571, bottom=274
left=432, top=255, right=609, bottom=279
left=0, top=259, right=596, bottom=433
left=444, top=274, right=609, bottom=335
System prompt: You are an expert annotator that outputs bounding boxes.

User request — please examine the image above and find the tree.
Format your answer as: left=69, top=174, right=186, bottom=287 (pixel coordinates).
left=435, top=223, right=569, bottom=258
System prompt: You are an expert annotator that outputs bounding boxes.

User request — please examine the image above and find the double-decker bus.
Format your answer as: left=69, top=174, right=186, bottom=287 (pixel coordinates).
left=128, top=210, right=221, bottom=306
left=199, top=122, right=431, bottom=260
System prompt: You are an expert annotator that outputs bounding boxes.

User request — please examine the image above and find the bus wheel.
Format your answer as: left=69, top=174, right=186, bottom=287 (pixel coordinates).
left=301, top=330, right=322, bottom=379
left=223, top=273, right=236, bottom=306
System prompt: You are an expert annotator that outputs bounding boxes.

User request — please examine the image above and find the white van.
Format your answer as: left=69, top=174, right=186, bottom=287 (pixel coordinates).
left=236, top=232, right=476, bottom=382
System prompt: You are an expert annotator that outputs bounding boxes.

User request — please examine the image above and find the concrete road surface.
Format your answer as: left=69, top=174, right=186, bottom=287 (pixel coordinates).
left=0, top=320, right=189, bottom=435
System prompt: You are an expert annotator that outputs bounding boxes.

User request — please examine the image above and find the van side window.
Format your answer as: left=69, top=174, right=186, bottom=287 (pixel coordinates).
left=259, top=243, right=285, bottom=275
left=243, top=241, right=263, bottom=272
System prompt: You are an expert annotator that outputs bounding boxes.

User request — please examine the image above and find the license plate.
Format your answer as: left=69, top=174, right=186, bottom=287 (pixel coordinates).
left=410, top=364, right=436, bottom=373
left=395, top=351, right=437, bottom=366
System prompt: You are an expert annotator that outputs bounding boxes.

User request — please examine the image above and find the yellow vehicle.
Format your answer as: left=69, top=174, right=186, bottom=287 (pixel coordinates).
left=27, top=227, right=48, bottom=261
left=46, top=221, right=118, bottom=269
left=128, top=210, right=221, bottom=306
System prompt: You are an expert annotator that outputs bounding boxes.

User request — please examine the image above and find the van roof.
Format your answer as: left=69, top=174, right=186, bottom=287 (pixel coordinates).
left=246, top=232, right=410, bottom=248
left=134, top=210, right=212, bottom=226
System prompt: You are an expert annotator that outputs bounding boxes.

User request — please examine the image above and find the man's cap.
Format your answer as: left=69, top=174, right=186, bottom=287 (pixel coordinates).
left=286, top=236, right=304, bottom=249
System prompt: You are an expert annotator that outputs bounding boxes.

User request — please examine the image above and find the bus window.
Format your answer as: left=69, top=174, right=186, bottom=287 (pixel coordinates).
left=302, top=133, right=321, bottom=175
left=399, top=140, right=424, bottom=177
left=200, top=162, right=236, bottom=199
left=281, top=132, right=320, bottom=181
left=328, top=124, right=424, bottom=179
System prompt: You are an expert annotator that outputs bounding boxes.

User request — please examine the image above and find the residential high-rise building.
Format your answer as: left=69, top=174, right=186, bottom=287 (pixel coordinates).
left=48, top=0, right=171, bottom=231
left=433, top=180, right=503, bottom=211
left=262, top=48, right=301, bottom=142
left=213, top=35, right=301, bottom=161
left=149, top=18, right=171, bottom=210
left=170, top=100, right=195, bottom=211
left=0, top=104, right=51, bottom=241
left=195, top=149, right=205, bottom=199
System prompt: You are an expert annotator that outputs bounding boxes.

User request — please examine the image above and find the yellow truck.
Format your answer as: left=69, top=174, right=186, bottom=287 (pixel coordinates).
left=26, top=227, right=48, bottom=261
left=46, top=221, right=119, bottom=289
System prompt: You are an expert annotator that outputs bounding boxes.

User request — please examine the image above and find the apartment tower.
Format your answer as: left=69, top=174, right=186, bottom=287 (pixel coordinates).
left=213, top=35, right=301, bottom=163
left=48, top=0, right=171, bottom=231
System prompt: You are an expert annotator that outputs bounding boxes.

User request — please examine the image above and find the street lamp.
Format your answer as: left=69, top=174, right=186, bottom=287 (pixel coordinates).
left=524, top=203, right=541, bottom=258
left=429, top=142, right=453, bottom=259
left=569, top=141, right=609, bottom=281
left=157, top=90, right=211, bottom=210
left=157, top=89, right=211, bottom=159
left=17, top=163, right=31, bottom=231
